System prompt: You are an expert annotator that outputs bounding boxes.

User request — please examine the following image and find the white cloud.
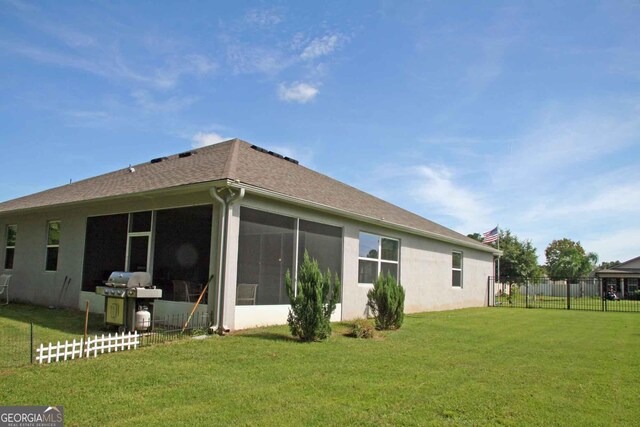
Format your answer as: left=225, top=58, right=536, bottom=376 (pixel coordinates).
left=132, top=90, right=198, bottom=113
left=583, top=228, right=640, bottom=263
left=277, top=82, right=319, bottom=103
left=493, top=105, right=640, bottom=195
left=225, top=40, right=289, bottom=75
left=300, top=34, right=341, bottom=60
left=244, top=8, right=283, bottom=28
left=191, top=132, right=231, bottom=148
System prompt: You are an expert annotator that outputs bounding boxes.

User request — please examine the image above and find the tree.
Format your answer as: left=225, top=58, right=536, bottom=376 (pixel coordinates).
left=597, top=260, right=621, bottom=270
left=545, top=239, right=598, bottom=280
left=471, top=228, right=539, bottom=281
left=285, top=251, right=340, bottom=342
left=467, top=233, right=483, bottom=243
left=366, top=272, right=405, bottom=330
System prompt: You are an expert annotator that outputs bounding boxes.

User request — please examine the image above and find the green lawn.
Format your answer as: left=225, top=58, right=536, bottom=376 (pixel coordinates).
left=1, top=306, right=639, bottom=426
left=0, top=304, right=104, bottom=368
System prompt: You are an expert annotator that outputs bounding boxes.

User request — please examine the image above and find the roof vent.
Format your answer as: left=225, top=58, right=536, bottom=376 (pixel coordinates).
left=150, top=157, right=168, bottom=164
left=178, top=150, right=196, bottom=158
left=250, top=145, right=299, bottom=165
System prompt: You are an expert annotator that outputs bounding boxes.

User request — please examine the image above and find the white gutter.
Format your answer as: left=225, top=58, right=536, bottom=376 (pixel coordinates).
left=220, top=180, right=501, bottom=256
left=209, top=184, right=245, bottom=335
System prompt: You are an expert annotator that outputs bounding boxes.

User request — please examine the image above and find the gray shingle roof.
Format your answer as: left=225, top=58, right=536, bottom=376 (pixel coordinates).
left=0, top=139, right=494, bottom=252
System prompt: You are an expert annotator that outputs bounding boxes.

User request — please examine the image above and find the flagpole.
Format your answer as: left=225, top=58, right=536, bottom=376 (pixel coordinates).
left=496, top=224, right=500, bottom=282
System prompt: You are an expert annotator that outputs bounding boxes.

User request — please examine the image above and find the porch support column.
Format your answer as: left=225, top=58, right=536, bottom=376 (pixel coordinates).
left=210, top=183, right=245, bottom=335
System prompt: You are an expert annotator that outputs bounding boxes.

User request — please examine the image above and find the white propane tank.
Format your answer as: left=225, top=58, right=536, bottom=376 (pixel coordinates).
left=135, top=306, right=151, bottom=331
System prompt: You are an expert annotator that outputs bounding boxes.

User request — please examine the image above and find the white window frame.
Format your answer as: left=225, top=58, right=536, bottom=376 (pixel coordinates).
left=125, top=211, right=154, bottom=274
left=452, top=251, right=463, bottom=288
left=45, top=220, right=61, bottom=272
left=357, top=231, right=400, bottom=285
left=4, top=224, right=17, bottom=270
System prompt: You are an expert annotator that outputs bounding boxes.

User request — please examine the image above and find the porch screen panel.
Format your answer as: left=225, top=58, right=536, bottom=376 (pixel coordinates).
left=153, top=205, right=212, bottom=302
left=298, top=220, right=342, bottom=301
left=81, top=214, right=128, bottom=292
left=238, top=207, right=295, bottom=305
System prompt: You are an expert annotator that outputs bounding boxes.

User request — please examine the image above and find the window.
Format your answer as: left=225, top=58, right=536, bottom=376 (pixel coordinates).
left=358, top=232, right=399, bottom=284
left=237, top=207, right=343, bottom=305
left=4, top=225, right=17, bottom=269
left=127, top=211, right=152, bottom=273
left=452, top=251, right=463, bottom=287
left=45, top=221, right=61, bottom=271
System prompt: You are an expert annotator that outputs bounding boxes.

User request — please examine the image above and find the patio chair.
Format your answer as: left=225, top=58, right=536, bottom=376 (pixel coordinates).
left=0, top=274, right=10, bottom=305
left=236, top=283, right=258, bottom=305
left=172, top=280, right=191, bottom=302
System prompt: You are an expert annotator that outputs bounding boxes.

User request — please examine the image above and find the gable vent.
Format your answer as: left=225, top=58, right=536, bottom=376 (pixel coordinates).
left=250, top=145, right=299, bottom=165
left=150, top=157, right=168, bottom=164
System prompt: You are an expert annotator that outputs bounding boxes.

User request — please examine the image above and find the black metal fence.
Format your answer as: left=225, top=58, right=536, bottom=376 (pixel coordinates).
left=488, top=276, right=640, bottom=312
left=139, top=311, right=211, bottom=346
left=0, top=321, right=33, bottom=369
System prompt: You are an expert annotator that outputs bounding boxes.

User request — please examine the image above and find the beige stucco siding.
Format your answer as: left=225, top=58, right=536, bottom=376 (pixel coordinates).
left=1, top=189, right=494, bottom=330
left=233, top=194, right=494, bottom=326
left=0, top=190, right=218, bottom=310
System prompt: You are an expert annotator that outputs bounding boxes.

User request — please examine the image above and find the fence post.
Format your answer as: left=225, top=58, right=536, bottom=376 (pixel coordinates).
left=30, top=322, right=33, bottom=365
left=525, top=281, right=529, bottom=308
left=487, top=276, right=491, bottom=307
left=566, top=280, right=571, bottom=310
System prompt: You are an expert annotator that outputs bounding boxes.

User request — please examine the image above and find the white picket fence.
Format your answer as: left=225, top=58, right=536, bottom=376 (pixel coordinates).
left=36, top=331, right=140, bottom=364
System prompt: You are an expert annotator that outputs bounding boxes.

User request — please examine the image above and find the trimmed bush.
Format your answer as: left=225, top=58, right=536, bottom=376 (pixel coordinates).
left=366, top=273, right=405, bottom=330
left=350, top=318, right=375, bottom=339
left=285, top=251, right=340, bottom=342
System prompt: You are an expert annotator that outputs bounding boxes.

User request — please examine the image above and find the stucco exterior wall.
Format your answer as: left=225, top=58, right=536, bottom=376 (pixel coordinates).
left=0, top=189, right=495, bottom=330
left=0, top=190, right=218, bottom=312
left=231, top=194, right=494, bottom=327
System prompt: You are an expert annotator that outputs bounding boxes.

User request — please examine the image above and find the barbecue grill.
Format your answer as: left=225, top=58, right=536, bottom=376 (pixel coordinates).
left=96, top=271, right=162, bottom=332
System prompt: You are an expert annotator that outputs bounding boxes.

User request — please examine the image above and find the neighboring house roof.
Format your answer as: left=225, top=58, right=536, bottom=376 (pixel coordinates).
left=596, top=255, right=640, bottom=277
left=0, top=139, right=497, bottom=253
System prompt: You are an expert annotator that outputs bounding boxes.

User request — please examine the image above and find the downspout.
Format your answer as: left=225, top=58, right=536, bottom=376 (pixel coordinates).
left=210, top=185, right=245, bottom=335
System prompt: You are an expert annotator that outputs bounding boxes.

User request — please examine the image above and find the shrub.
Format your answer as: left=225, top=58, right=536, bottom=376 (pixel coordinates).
left=350, top=318, right=375, bottom=339
left=285, top=251, right=340, bottom=342
left=366, top=272, right=405, bottom=330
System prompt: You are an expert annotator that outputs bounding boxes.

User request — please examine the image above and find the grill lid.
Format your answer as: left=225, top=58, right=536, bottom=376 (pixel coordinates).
left=106, top=271, right=152, bottom=288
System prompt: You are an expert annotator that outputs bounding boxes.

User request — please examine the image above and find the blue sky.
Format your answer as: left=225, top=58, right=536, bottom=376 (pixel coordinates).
left=1, top=0, right=639, bottom=263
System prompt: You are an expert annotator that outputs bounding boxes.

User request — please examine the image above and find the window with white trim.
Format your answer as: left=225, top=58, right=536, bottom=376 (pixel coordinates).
left=45, top=221, right=60, bottom=271
left=358, top=232, right=399, bottom=284
left=452, top=251, right=463, bottom=287
left=4, top=224, right=17, bottom=270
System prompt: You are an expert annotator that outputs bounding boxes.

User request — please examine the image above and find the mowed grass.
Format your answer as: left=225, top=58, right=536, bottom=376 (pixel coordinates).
left=0, top=304, right=103, bottom=368
left=1, top=307, right=639, bottom=426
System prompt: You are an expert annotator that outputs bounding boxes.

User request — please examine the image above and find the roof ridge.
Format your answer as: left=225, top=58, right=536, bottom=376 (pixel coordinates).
left=222, top=138, right=241, bottom=179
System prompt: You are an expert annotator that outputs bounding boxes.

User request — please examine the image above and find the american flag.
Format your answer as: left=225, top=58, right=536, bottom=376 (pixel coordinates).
left=483, top=226, right=499, bottom=244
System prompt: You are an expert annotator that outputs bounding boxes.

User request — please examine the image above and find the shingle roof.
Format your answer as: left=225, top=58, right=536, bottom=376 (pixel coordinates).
left=0, top=138, right=494, bottom=252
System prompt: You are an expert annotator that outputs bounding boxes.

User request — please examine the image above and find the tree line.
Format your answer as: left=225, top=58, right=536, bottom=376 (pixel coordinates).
left=467, top=230, right=620, bottom=280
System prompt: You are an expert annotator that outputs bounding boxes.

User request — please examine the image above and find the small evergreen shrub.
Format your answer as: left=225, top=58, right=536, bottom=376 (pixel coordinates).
left=350, top=318, right=375, bottom=339
left=366, top=273, right=405, bottom=330
left=285, top=251, right=340, bottom=342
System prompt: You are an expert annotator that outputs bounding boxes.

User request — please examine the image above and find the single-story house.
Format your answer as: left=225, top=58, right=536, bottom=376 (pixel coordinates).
left=595, top=256, right=640, bottom=299
left=0, top=139, right=499, bottom=330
